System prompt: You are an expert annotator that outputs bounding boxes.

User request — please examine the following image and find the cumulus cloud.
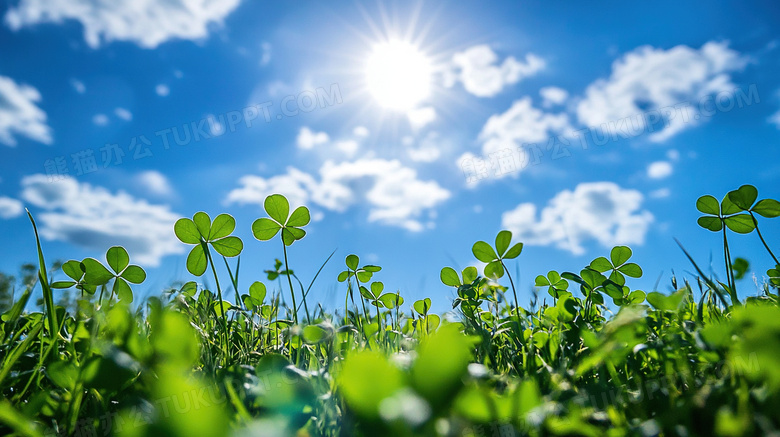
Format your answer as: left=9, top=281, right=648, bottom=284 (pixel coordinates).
left=576, top=41, right=747, bottom=142
left=407, top=106, right=437, bottom=131
left=501, top=182, right=653, bottom=255
left=540, top=86, right=569, bottom=107
left=20, top=174, right=183, bottom=266
left=227, top=159, right=450, bottom=232
left=647, top=161, right=673, bottom=179
left=0, top=75, right=52, bottom=146
left=479, top=97, right=571, bottom=155
left=136, top=170, right=173, bottom=197
left=296, top=127, right=329, bottom=150
left=5, top=0, right=242, bottom=48
left=0, top=196, right=23, bottom=219
left=444, top=45, right=545, bottom=97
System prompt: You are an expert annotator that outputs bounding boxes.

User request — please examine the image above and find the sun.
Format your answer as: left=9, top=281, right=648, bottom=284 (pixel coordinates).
left=365, top=39, right=433, bottom=111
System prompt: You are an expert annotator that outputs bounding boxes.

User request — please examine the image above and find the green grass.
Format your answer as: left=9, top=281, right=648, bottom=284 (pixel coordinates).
left=1, top=185, right=779, bottom=437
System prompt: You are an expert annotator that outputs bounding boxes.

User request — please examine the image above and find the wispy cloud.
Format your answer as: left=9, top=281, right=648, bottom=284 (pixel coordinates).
left=5, top=0, right=242, bottom=48
left=20, top=174, right=183, bottom=266
left=0, top=75, right=52, bottom=146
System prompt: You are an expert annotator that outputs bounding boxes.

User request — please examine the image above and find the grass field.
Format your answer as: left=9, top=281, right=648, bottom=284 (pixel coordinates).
left=1, top=184, right=779, bottom=437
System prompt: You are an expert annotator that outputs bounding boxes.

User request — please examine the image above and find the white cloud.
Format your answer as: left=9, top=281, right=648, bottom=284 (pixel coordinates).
left=296, top=127, right=329, bottom=150
left=407, top=106, right=437, bottom=131
left=5, top=0, right=242, bottom=49
left=114, top=107, right=132, bottom=121
left=92, top=113, right=109, bottom=126
left=406, top=131, right=442, bottom=163
left=445, top=45, right=545, bottom=97
left=770, top=110, right=780, bottom=129
left=666, top=149, right=680, bottom=161
left=576, top=41, right=747, bottom=142
left=649, top=188, right=671, bottom=199
left=479, top=97, right=571, bottom=155
left=353, top=126, right=370, bottom=138
left=0, top=196, right=23, bottom=219
left=20, top=174, right=183, bottom=266
left=540, top=86, right=569, bottom=107
left=71, top=78, right=85, bottom=94
left=0, top=75, right=52, bottom=146
left=501, top=182, right=653, bottom=255
left=335, top=140, right=359, bottom=156
left=136, top=170, right=173, bottom=197
left=227, top=159, right=450, bottom=232
left=647, top=161, right=673, bottom=179
left=155, top=84, right=170, bottom=97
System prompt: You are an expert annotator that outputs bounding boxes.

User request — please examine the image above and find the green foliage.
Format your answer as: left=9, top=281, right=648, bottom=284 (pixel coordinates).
left=2, top=186, right=780, bottom=437
left=175, top=212, right=243, bottom=276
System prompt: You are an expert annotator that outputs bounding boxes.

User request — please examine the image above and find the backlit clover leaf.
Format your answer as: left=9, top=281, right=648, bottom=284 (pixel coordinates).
left=338, top=255, right=381, bottom=284
left=726, top=184, right=780, bottom=221
left=472, top=230, right=523, bottom=279
left=696, top=185, right=780, bottom=235
left=440, top=266, right=481, bottom=307
left=265, top=259, right=292, bottom=280
left=358, top=281, right=401, bottom=309
left=768, top=265, right=780, bottom=288
left=242, top=281, right=267, bottom=311
left=251, top=194, right=310, bottom=246
left=175, top=212, right=244, bottom=276
left=51, top=260, right=97, bottom=295
left=412, top=298, right=439, bottom=333
left=534, top=270, right=569, bottom=299
left=56, top=246, right=146, bottom=302
left=588, top=246, right=643, bottom=286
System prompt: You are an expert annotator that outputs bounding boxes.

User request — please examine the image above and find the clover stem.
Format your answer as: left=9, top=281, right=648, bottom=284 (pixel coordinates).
left=281, top=242, right=298, bottom=325
left=205, top=244, right=230, bottom=356
left=749, top=212, right=780, bottom=265
left=343, top=283, right=351, bottom=327
left=349, top=275, right=367, bottom=343
left=374, top=300, right=382, bottom=347
left=721, top=228, right=739, bottom=306
left=500, top=260, right=522, bottom=324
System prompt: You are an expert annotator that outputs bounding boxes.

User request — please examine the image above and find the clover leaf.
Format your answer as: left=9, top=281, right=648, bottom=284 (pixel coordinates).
left=588, top=246, right=643, bottom=286
left=338, top=254, right=381, bottom=284
left=50, top=259, right=97, bottom=295
left=251, top=194, right=310, bottom=246
left=534, top=270, right=569, bottom=299
left=696, top=187, right=759, bottom=234
left=175, top=212, right=243, bottom=276
left=67, top=246, right=146, bottom=302
left=472, top=230, right=523, bottom=279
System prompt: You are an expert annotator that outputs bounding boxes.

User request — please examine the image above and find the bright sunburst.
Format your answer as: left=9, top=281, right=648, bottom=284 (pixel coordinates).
left=365, top=39, right=433, bottom=111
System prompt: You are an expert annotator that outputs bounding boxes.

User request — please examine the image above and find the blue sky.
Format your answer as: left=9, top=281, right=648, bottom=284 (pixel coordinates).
left=1, top=0, right=779, bottom=313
